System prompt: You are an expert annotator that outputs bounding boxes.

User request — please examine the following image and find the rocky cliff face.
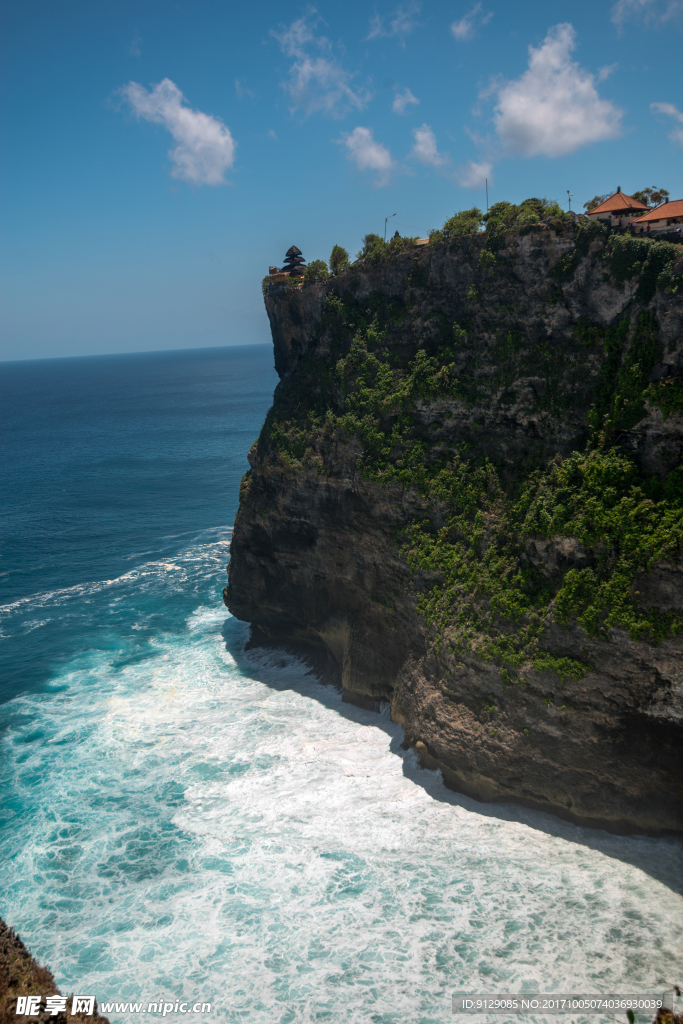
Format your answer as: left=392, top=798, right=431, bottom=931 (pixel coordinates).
left=226, top=224, right=683, bottom=834
left=0, top=916, right=109, bottom=1024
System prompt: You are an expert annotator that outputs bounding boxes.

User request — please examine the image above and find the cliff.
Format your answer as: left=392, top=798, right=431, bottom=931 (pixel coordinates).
left=0, top=916, right=109, bottom=1024
left=225, top=221, right=683, bottom=834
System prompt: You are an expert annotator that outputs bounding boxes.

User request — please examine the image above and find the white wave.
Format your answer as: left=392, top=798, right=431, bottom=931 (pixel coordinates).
left=0, top=530, right=232, bottom=620
left=19, top=618, right=53, bottom=634
left=0, top=603, right=681, bottom=1024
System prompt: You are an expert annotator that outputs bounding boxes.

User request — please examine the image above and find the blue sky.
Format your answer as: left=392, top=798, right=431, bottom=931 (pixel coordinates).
left=2, top=0, right=683, bottom=360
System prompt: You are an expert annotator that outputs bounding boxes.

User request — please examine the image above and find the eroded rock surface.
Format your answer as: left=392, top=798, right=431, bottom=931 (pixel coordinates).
left=226, top=228, right=683, bottom=834
left=0, top=916, right=109, bottom=1024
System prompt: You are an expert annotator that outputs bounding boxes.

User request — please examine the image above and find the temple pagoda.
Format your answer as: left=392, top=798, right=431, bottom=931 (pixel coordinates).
left=281, top=246, right=306, bottom=277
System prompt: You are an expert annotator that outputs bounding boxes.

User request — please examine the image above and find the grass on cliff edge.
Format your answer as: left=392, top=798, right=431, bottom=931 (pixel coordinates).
left=0, top=916, right=110, bottom=1024
left=257, top=230, right=683, bottom=684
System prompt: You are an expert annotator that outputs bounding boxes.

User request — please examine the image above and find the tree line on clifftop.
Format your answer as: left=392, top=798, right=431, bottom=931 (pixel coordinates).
left=275, top=190, right=676, bottom=291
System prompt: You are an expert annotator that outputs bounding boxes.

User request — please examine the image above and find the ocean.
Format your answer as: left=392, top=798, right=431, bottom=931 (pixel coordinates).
left=0, top=344, right=681, bottom=1024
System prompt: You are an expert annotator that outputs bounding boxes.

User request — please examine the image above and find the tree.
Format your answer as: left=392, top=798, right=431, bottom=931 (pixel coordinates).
left=303, top=259, right=330, bottom=285
left=329, top=245, right=350, bottom=276
left=515, top=197, right=563, bottom=224
left=471, top=198, right=569, bottom=249
left=357, top=233, right=384, bottom=259
left=441, top=207, right=484, bottom=238
left=583, top=194, right=610, bottom=212
left=632, top=186, right=670, bottom=208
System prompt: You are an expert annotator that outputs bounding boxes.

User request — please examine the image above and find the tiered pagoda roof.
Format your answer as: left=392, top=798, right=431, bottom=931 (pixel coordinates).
left=281, top=246, right=306, bottom=276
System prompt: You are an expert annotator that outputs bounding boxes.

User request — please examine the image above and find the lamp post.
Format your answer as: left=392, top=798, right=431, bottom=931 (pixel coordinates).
left=567, top=190, right=573, bottom=212
left=384, top=213, right=397, bottom=242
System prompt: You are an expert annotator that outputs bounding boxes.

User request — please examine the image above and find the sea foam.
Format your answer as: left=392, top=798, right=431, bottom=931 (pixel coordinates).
left=1, top=532, right=681, bottom=1024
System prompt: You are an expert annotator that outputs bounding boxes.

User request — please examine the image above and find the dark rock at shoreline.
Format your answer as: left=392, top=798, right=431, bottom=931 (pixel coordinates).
left=0, top=917, right=109, bottom=1024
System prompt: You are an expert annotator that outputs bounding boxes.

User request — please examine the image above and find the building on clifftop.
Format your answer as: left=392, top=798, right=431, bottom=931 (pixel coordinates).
left=281, top=245, right=306, bottom=277
left=585, top=187, right=649, bottom=228
left=266, top=246, right=306, bottom=284
left=633, top=199, right=683, bottom=236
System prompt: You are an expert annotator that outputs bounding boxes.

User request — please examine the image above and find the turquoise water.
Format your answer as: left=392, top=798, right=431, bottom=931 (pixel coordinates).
left=1, top=345, right=681, bottom=1024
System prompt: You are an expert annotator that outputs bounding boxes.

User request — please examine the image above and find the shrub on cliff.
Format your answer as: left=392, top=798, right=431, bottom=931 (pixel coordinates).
left=604, top=233, right=680, bottom=303
left=355, top=233, right=423, bottom=265
left=259, top=281, right=683, bottom=661
left=329, top=245, right=350, bottom=276
left=550, top=218, right=607, bottom=282
left=304, top=259, right=330, bottom=285
left=428, top=199, right=567, bottom=247
left=357, top=233, right=387, bottom=264
left=430, top=207, right=483, bottom=243
left=485, top=198, right=566, bottom=248
left=389, top=233, right=419, bottom=252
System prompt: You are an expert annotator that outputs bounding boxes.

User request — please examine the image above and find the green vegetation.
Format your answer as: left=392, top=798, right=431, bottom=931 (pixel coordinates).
left=360, top=233, right=384, bottom=255
left=429, top=207, right=484, bottom=243
left=484, top=198, right=566, bottom=250
left=550, top=218, right=607, bottom=282
left=631, top=186, right=669, bottom=207
left=329, top=244, right=350, bottom=276
left=603, top=233, right=680, bottom=302
left=583, top=193, right=610, bottom=212
left=646, top=376, right=683, bottom=420
left=284, top=274, right=302, bottom=293
left=581, top=311, right=661, bottom=436
left=517, top=448, right=683, bottom=641
left=304, top=259, right=330, bottom=285
left=258, top=210, right=683, bottom=679
left=355, top=232, right=420, bottom=265
left=549, top=220, right=681, bottom=299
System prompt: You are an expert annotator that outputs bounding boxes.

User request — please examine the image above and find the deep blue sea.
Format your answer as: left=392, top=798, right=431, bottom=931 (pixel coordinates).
left=1, top=345, right=681, bottom=1024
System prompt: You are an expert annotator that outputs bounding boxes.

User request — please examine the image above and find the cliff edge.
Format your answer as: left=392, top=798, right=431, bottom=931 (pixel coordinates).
left=0, top=916, right=109, bottom=1024
left=225, top=222, right=683, bottom=834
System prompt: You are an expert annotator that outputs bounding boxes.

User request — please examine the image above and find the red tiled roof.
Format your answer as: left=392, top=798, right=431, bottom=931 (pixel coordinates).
left=633, top=199, right=683, bottom=222
left=587, top=191, right=649, bottom=216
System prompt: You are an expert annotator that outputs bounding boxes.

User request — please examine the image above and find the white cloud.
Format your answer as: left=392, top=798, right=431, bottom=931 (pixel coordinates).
left=451, top=3, right=492, bottom=41
left=410, top=124, right=448, bottom=166
left=392, top=87, right=419, bottom=113
left=457, top=160, right=492, bottom=189
left=272, top=14, right=369, bottom=118
left=597, top=63, right=618, bottom=82
left=340, top=126, right=393, bottom=185
left=651, top=100, right=683, bottom=144
left=272, top=14, right=318, bottom=57
left=612, top=0, right=683, bottom=27
left=121, top=78, right=236, bottom=185
left=366, top=3, right=420, bottom=43
left=282, top=57, right=369, bottom=118
left=492, top=23, right=623, bottom=157
left=126, top=32, right=142, bottom=57
left=235, top=79, right=254, bottom=99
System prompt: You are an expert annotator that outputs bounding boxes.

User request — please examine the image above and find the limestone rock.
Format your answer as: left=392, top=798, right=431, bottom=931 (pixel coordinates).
left=227, top=229, right=683, bottom=834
